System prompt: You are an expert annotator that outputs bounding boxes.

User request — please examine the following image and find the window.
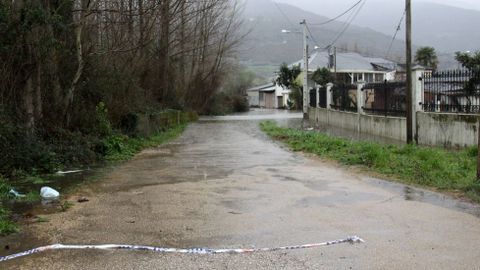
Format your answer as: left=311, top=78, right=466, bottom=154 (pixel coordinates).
left=375, top=73, right=384, bottom=82
left=353, top=73, right=364, bottom=82
left=365, top=73, right=374, bottom=83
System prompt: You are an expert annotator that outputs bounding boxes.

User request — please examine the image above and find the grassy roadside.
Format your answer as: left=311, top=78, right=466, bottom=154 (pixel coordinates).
left=102, top=124, right=186, bottom=162
left=0, top=124, right=188, bottom=235
left=261, top=121, right=480, bottom=202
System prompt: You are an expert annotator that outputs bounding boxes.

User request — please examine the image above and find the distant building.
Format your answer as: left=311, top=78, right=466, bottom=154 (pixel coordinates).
left=293, top=51, right=399, bottom=84
left=247, top=51, right=402, bottom=108
left=247, top=82, right=289, bottom=109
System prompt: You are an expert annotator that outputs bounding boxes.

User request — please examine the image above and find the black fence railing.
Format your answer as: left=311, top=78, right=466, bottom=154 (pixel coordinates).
left=423, top=69, right=480, bottom=113
left=309, top=87, right=327, bottom=108
left=362, top=81, right=406, bottom=117
left=309, top=89, right=316, bottom=107
left=319, top=87, right=327, bottom=108
left=330, top=83, right=357, bottom=112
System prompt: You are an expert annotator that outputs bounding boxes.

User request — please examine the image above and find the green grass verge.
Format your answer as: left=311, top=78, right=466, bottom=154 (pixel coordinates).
left=261, top=121, right=480, bottom=202
left=0, top=207, right=17, bottom=236
left=103, top=124, right=186, bottom=162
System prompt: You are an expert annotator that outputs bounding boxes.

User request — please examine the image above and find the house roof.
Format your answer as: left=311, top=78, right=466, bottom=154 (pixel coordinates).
left=291, top=51, right=397, bottom=73
left=247, top=83, right=277, bottom=93
left=247, top=83, right=274, bottom=92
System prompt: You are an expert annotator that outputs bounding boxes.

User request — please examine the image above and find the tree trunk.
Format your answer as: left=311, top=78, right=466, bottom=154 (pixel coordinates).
left=64, top=22, right=85, bottom=126
left=24, top=75, right=35, bottom=131
left=34, top=63, right=43, bottom=122
left=159, top=0, right=170, bottom=103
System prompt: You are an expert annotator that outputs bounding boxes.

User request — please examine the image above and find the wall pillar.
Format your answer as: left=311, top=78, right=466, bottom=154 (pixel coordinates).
left=412, top=66, right=425, bottom=143
left=316, top=86, right=320, bottom=108
left=326, top=83, right=333, bottom=110
left=356, top=81, right=366, bottom=115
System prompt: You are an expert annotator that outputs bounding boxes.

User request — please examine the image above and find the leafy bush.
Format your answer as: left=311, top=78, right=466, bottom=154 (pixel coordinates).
left=0, top=122, right=58, bottom=175
left=0, top=176, right=12, bottom=200
left=231, top=95, right=249, bottom=112
left=0, top=207, right=17, bottom=235
left=94, top=102, right=112, bottom=138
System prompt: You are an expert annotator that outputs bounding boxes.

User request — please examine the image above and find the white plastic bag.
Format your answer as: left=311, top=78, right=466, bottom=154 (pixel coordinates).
left=40, top=187, right=60, bottom=199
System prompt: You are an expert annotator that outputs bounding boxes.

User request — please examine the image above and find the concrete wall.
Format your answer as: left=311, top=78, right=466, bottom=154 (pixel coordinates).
left=247, top=91, right=259, bottom=107
left=417, top=112, right=479, bottom=148
left=309, top=107, right=407, bottom=142
left=310, top=107, right=480, bottom=147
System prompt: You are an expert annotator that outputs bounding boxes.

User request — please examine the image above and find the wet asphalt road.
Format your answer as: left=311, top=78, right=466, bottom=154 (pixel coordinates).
left=3, top=110, right=480, bottom=269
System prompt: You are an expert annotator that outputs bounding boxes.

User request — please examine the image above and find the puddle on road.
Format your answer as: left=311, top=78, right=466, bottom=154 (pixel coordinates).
left=366, top=177, right=480, bottom=218
left=3, top=109, right=480, bottom=259
left=3, top=165, right=114, bottom=229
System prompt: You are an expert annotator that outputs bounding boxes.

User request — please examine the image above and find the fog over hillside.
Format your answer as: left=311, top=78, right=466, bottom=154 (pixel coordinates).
left=274, top=0, right=480, bottom=52
left=238, top=0, right=407, bottom=78
left=237, top=0, right=478, bottom=78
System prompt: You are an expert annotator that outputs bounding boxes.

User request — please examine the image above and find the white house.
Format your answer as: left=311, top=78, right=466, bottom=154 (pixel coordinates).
left=293, top=51, right=398, bottom=84
left=247, top=82, right=290, bottom=109
left=247, top=51, right=399, bottom=108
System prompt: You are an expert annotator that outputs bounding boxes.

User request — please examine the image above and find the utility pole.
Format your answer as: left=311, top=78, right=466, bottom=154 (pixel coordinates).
left=301, top=19, right=309, bottom=119
left=406, top=0, right=413, bottom=143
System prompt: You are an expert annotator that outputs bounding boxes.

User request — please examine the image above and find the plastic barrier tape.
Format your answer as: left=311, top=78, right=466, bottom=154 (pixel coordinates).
left=0, top=236, right=364, bottom=262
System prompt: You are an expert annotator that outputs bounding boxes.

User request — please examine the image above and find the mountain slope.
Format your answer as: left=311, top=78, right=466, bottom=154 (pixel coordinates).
left=274, top=0, right=480, bottom=53
left=352, top=0, right=480, bottom=53
left=238, top=0, right=406, bottom=77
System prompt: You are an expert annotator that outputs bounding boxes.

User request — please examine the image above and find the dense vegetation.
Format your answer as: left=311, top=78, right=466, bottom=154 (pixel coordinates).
left=261, top=121, right=480, bottom=202
left=0, top=0, right=246, bottom=176
left=276, top=64, right=333, bottom=109
left=0, top=0, right=247, bottom=234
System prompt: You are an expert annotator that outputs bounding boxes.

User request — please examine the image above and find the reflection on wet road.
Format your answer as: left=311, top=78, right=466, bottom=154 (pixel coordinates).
left=4, top=109, right=480, bottom=270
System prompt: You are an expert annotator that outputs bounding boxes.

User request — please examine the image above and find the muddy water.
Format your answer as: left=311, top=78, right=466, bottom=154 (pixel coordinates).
left=3, top=109, right=480, bottom=269
left=5, top=165, right=114, bottom=219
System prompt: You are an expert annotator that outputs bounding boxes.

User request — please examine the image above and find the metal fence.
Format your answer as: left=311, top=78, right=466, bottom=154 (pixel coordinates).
left=330, top=83, right=357, bottom=112
left=309, top=87, right=327, bottom=108
left=362, top=81, right=407, bottom=117
left=423, top=69, right=480, bottom=113
left=309, top=89, right=316, bottom=108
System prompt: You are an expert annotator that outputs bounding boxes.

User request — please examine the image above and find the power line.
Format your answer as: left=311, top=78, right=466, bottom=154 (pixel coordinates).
left=309, top=0, right=364, bottom=26
left=273, top=1, right=298, bottom=31
left=305, top=22, right=326, bottom=50
left=385, top=9, right=406, bottom=59
left=324, top=0, right=367, bottom=49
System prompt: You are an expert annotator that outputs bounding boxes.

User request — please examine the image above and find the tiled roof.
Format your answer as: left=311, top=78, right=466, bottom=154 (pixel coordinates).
left=291, top=51, right=396, bottom=72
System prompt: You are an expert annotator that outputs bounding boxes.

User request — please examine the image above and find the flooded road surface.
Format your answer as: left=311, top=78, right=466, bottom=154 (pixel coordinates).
left=3, top=109, right=480, bottom=269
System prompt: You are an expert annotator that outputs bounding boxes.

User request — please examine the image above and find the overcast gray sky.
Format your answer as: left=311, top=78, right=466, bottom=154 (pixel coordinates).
left=275, top=0, right=480, bottom=14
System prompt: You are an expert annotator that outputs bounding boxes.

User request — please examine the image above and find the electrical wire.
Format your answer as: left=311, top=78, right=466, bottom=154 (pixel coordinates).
left=309, top=0, right=364, bottom=26
left=385, top=9, right=406, bottom=59
left=324, top=0, right=367, bottom=49
left=304, top=0, right=366, bottom=51
left=273, top=1, right=299, bottom=31
left=305, top=23, right=326, bottom=50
